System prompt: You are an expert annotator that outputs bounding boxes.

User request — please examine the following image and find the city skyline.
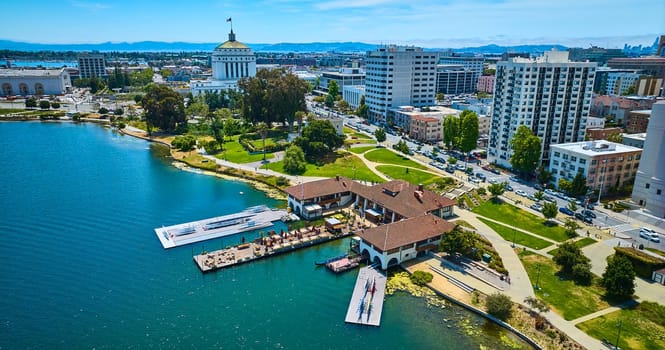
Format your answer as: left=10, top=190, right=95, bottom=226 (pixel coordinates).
left=1, top=0, right=663, bottom=48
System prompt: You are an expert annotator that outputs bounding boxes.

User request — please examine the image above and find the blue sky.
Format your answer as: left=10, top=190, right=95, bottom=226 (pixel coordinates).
left=1, top=0, right=663, bottom=48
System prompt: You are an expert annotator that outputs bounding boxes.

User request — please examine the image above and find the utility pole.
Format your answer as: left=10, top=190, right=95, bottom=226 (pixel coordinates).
left=614, top=320, right=622, bottom=350
left=534, top=264, right=541, bottom=290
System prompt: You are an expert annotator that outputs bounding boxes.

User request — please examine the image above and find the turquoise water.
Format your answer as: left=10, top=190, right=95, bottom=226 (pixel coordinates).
left=0, top=122, right=531, bottom=349
left=1, top=60, right=77, bottom=68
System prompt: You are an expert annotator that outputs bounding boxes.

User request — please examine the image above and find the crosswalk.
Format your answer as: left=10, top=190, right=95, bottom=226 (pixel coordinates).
left=610, top=223, right=635, bottom=233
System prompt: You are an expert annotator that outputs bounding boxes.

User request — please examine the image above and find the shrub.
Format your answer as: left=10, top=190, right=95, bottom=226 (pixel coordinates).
left=275, top=177, right=290, bottom=187
left=485, top=292, right=512, bottom=321
left=39, top=100, right=50, bottom=109
left=614, top=247, right=665, bottom=278
left=572, top=262, right=593, bottom=285
left=51, top=102, right=60, bottom=108
left=171, top=135, right=196, bottom=151
left=409, top=271, right=433, bottom=286
left=98, top=107, right=109, bottom=114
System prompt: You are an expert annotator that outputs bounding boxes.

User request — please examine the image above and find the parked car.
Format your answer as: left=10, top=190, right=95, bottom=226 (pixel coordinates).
left=559, top=207, right=575, bottom=216
left=543, top=195, right=556, bottom=203
left=527, top=194, right=538, bottom=201
left=469, top=176, right=481, bottom=183
left=455, top=163, right=466, bottom=170
left=445, top=166, right=455, bottom=174
left=509, top=176, right=521, bottom=183
left=475, top=173, right=486, bottom=181
left=504, top=184, right=513, bottom=191
left=516, top=190, right=528, bottom=197
left=530, top=204, right=543, bottom=212
left=489, top=168, right=501, bottom=175
left=575, top=212, right=593, bottom=224
left=488, top=178, right=500, bottom=184
left=582, top=209, right=596, bottom=218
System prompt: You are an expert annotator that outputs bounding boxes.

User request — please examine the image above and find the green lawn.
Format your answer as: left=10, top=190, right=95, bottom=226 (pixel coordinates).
left=375, top=165, right=439, bottom=185
left=519, top=251, right=610, bottom=320
left=473, top=200, right=569, bottom=242
left=646, top=247, right=665, bottom=258
left=262, top=152, right=384, bottom=183
left=0, top=108, right=27, bottom=114
left=577, top=301, right=665, bottom=350
left=548, top=237, right=597, bottom=256
left=348, top=146, right=377, bottom=154
left=364, top=149, right=426, bottom=170
left=478, top=218, right=552, bottom=250
left=215, top=137, right=274, bottom=163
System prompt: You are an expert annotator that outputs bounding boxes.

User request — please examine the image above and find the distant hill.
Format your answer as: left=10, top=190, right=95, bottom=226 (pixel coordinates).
left=0, top=39, right=566, bottom=54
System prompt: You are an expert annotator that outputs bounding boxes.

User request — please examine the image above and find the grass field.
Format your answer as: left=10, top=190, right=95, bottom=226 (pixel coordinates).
left=519, top=251, right=610, bottom=320
left=548, top=237, right=597, bottom=256
left=215, top=136, right=274, bottom=163
left=375, top=165, right=439, bottom=185
left=478, top=218, right=552, bottom=250
left=348, top=146, right=377, bottom=154
left=262, top=152, right=384, bottom=183
left=0, top=108, right=27, bottom=114
left=577, top=301, right=665, bottom=350
left=364, top=149, right=427, bottom=170
left=646, top=247, right=665, bottom=258
left=473, top=200, right=569, bottom=242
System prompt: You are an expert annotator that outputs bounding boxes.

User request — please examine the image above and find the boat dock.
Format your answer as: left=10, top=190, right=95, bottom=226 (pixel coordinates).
left=344, top=266, right=387, bottom=327
left=154, top=205, right=287, bottom=249
left=326, top=255, right=364, bottom=273
left=193, top=227, right=355, bottom=272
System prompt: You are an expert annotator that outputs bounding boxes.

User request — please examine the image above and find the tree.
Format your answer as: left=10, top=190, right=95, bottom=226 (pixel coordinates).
left=392, top=140, right=410, bottom=155
left=621, top=85, right=636, bottom=96
left=524, top=296, right=550, bottom=330
left=558, top=178, right=572, bottom=193
left=409, top=271, right=433, bottom=286
left=607, top=132, right=623, bottom=143
left=294, top=119, right=345, bottom=161
left=171, top=135, right=196, bottom=151
left=564, top=218, right=580, bottom=238
left=487, top=183, right=506, bottom=199
left=130, top=67, right=154, bottom=86
left=186, top=100, right=209, bottom=118
left=570, top=172, right=588, bottom=197
left=39, top=100, right=50, bottom=109
left=356, top=95, right=368, bottom=119
left=567, top=201, right=578, bottom=213
left=51, top=102, right=61, bottom=109
left=572, top=261, right=593, bottom=285
left=485, top=292, right=512, bottom=321
left=553, top=241, right=590, bottom=274
left=541, top=202, right=558, bottom=221
left=141, top=84, right=186, bottom=135
left=534, top=190, right=545, bottom=201
left=25, top=97, right=37, bottom=108
left=439, top=226, right=475, bottom=256
left=324, top=93, right=335, bottom=108
left=337, top=99, right=350, bottom=112
left=374, top=127, right=387, bottom=143
left=537, top=167, right=552, bottom=186
left=283, top=144, right=307, bottom=174
left=509, top=125, right=542, bottom=177
left=443, top=115, right=459, bottom=150
left=436, top=93, right=445, bottom=103
left=601, top=254, right=636, bottom=300
left=256, top=122, right=269, bottom=161
left=328, top=80, right=339, bottom=100
left=294, top=111, right=306, bottom=132
left=458, top=110, right=479, bottom=163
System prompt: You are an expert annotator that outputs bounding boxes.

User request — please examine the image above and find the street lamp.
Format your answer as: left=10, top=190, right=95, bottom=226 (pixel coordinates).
left=534, top=264, right=541, bottom=290
left=512, top=227, right=516, bottom=248
left=614, top=320, right=622, bottom=350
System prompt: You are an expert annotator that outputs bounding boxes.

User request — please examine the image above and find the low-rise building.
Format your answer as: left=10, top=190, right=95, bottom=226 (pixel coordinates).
left=409, top=115, right=442, bottom=142
left=478, top=115, right=491, bottom=136
left=0, top=68, right=72, bottom=96
left=391, top=105, right=460, bottom=137
left=548, top=141, right=642, bottom=195
left=315, top=114, right=344, bottom=136
left=591, top=95, right=659, bottom=126
left=585, top=127, right=623, bottom=141
left=586, top=116, right=606, bottom=129
left=357, top=214, right=455, bottom=269
left=622, top=133, right=647, bottom=148
left=476, top=75, right=495, bottom=94
left=343, top=85, right=365, bottom=110
left=319, top=68, right=365, bottom=92
left=627, top=110, right=652, bottom=133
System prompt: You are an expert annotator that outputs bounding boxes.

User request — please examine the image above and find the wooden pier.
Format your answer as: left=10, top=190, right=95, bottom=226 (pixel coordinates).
left=154, top=205, right=288, bottom=249
left=344, top=266, right=387, bottom=327
left=193, top=227, right=355, bottom=272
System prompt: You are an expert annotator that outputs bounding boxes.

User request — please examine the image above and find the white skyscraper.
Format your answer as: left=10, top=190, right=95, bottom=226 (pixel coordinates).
left=488, top=50, right=597, bottom=168
left=365, top=46, right=438, bottom=123
left=631, top=101, right=665, bottom=218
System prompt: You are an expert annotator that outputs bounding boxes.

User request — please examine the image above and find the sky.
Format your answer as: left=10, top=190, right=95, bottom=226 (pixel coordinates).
left=1, top=0, right=663, bottom=48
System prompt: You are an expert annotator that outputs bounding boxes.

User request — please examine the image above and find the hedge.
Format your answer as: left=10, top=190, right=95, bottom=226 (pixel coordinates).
left=614, top=247, right=665, bottom=278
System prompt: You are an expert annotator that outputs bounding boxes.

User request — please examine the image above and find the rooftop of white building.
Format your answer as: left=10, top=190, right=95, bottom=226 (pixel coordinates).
left=392, top=105, right=460, bottom=117
left=622, top=133, right=647, bottom=141
left=0, top=68, right=66, bottom=77
left=551, top=140, right=642, bottom=156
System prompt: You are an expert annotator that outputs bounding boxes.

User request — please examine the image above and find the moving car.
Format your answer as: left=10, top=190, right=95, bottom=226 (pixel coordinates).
left=640, top=227, right=661, bottom=242
left=582, top=209, right=596, bottom=218
left=575, top=212, right=593, bottom=224
left=504, top=184, right=513, bottom=191
left=475, top=172, right=486, bottom=181
left=516, top=190, right=528, bottom=197
left=559, top=207, right=575, bottom=216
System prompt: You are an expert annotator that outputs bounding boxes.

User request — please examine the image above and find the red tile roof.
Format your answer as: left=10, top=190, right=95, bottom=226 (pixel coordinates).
left=354, top=180, right=456, bottom=218
left=357, top=214, right=455, bottom=251
left=284, top=176, right=355, bottom=200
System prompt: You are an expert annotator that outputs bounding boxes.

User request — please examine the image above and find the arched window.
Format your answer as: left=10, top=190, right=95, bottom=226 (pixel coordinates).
left=1, top=83, right=12, bottom=96
left=19, top=83, right=29, bottom=95
left=35, top=83, right=44, bottom=95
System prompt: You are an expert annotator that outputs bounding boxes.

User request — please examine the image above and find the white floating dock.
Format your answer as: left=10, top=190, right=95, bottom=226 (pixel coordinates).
left=344, top=266, right=387, bottom=327
left=154, top=205, right=287, bottom=249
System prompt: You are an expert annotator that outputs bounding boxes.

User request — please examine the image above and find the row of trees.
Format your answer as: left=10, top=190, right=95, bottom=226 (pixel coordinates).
left=238, top=68, right=310, bottom=130
left=442, top=110, right=480, bottom=155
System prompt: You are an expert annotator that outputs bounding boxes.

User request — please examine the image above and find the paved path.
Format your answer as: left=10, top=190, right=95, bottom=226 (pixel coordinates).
left=570, top=300, right=637, bottom=325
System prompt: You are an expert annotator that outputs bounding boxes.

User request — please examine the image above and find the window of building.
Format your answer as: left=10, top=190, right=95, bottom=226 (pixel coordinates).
left=646, top=183, right=650, bottom=189
left=658, top=189, right=662, bottom=195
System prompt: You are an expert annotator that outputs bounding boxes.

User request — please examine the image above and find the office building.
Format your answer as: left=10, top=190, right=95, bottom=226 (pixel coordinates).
left=627, top=110, right=652, bottom=133
left=319, top=68, right=365, bottom=92
left=77, top=53, right=107, bottom=79
left=549, top=141, right=641, bottom=195
left=488, top=50, right=597, bottom=168
left=568, top=47, right=625, bottom=65
left=438, top=54, right=484, bottom=89
left=477, top=75, right=495, bottom=94
left=435, top=65, right=475, bottom=95
left=632, top=101, right=665, bottom=217
left=343, top=85, right=365, bottom=110
left=365, top=46, right=438, bottom=123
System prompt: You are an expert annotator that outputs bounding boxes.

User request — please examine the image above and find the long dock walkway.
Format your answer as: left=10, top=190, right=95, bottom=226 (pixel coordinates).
left=154, top=205, right=287, bottom=249
left=344, top=266, right=387, bottom=327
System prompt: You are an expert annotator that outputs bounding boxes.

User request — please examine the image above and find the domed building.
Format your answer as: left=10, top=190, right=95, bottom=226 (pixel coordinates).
left=191, top=28, right=256, bottom=96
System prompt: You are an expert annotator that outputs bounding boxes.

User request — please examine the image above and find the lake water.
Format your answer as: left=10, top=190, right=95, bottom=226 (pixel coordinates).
left=0, top=122, right=531, bottom=349
left=1, top=60, right=77, bottom=68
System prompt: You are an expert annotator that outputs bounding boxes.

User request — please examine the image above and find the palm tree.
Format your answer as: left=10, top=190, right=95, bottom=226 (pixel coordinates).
left=256, top=122, right=269, bottom=161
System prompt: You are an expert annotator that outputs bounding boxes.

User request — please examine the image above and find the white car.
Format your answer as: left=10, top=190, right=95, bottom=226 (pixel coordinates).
left=516, top=190, right=528, bottom=197
left=639, top=228, right=660, bottom=243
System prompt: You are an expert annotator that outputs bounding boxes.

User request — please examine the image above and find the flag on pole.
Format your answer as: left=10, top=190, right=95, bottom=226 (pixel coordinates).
left=226, top=17, right=232, bottom=22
